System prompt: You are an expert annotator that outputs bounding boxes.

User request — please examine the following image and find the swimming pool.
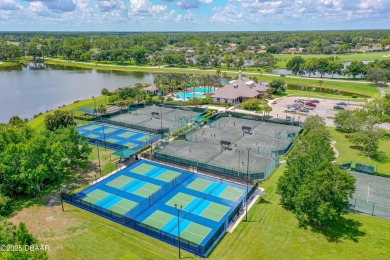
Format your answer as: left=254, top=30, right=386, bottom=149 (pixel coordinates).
left=174, top=87, right=215, bottom=101
left=174, top=92, right=204, bottom=100
left=191, top=87, right=214, bottom=93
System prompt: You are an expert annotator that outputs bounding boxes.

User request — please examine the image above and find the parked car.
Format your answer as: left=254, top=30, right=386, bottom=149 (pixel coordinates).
left=299, top=108, right=310, bottom=113
left=310, top=99, right=320, bottom=103
left=304, top=106, right=314, bottom=110
left=305, top=102, right=317, bottom=107
left=285, top=107, right=296, bottom=112
left=336, top=102, right=347, bottom=106
left=291, top=103, right=300, bottom=108
left=295, top=99, right=305, bottom=104
left=334, top=105, right=345, bottom=110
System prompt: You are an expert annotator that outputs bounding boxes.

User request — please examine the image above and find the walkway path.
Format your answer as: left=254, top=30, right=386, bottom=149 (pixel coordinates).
left=378, top=87, right=388, bottom=97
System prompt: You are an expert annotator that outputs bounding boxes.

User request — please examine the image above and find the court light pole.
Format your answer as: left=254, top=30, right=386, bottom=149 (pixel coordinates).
left=237, top=149, right=244, bottom=178
left=186, top=83, right=192, bottom=102
left=175, top=204, right=183, bottom=259
left=245, top=147, right=251, bottom=221
left=160, top=106, right=163, bottom=135
left=367, top=181, right=372, bottom=203
left=92, top=96, right=102, bottom=176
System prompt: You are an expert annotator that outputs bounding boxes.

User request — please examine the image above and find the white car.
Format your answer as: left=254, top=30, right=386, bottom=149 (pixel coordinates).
left=285, top=107, right=296, bottom=112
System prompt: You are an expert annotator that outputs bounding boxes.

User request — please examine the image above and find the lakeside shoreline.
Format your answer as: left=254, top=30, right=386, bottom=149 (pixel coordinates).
left=44, top=58, right=379, bottom=98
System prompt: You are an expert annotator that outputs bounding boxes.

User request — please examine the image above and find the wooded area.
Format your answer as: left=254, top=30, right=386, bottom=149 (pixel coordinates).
left=1, top=31, right=389, bottom=68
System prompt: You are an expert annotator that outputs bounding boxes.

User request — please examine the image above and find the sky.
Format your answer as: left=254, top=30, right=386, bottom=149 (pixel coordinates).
left=0, top=0, right=389, bottom=31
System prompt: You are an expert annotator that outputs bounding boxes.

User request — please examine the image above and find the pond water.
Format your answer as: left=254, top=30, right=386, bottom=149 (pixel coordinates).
left=0, top=63, right=155, bottom=122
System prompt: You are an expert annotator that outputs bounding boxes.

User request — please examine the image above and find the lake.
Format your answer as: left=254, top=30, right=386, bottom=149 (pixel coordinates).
left=0, top=63, right=155, bottom=123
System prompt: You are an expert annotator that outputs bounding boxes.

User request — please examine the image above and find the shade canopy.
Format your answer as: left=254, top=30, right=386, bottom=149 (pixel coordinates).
left=112, top=148, right=137, bottom=158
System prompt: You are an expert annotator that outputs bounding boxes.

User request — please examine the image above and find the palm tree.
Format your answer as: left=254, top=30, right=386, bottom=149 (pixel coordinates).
left=154, top=74, right=167, bottom=97
left=318, top=80, right=324, bottom=92
left=101, top=88, right=109, bottom=104
left=263, top=105, right=272, bottom=119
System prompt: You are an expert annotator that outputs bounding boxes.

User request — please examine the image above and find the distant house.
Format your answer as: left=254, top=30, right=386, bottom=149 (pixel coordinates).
left=143, top=85, right=158, bottom=95
left=185, top=49, right=195, bottom=57
left=211, top=71, right=269, bottom=104
left=225, top=43, right=238, bottom=53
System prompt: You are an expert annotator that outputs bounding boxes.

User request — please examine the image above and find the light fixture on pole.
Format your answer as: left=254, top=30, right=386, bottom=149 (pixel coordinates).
left=92, top=96, right=102, bottom=176
left=246, top=147, right=251, bottom=221
left=175, top=204, right=183, bottom=259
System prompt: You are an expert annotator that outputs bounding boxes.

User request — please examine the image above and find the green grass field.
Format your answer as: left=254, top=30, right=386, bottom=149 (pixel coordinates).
left=328, top=128, right=390, bottom=177
left=10, top=164, right=390, bottom=259
left=274, top=52, right=390, bottom=68
left=256, top=74, right=379, bottom=98
left=28, top=96, right=106, bottom=131
left=282, top=90, right=368, bottom=102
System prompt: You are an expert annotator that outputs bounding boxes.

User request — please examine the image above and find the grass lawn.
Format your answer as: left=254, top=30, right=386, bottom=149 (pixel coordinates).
left=28, top=96, right=106, bottom=131
left=282, top=90, right=369, bottom=102
left=9, top=164, right=390, bottom=259
left=256, top=74, right=379, bottom=98
left=328, top=127, right=390, bottom=177
left=274, top=52, right=390, bottom=68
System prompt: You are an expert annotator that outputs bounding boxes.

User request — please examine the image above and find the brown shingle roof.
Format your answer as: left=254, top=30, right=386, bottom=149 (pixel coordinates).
left=143, top=85, right=158, bottom=91
left=211, top=77, right=268, bottom=99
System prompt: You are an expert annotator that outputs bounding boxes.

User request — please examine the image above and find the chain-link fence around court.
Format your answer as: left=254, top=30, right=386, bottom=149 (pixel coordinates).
left=347, top=171, right=390, bottom=220
left=100, top=103, right=206, bottom=135
left=150, top=112, right=302, bottom=182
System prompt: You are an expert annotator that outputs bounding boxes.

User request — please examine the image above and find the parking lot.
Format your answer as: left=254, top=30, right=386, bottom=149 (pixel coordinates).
left=268, top=97, right=365, bottom=126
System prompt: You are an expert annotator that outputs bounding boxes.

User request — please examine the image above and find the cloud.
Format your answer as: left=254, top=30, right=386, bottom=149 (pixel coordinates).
left=210, top=0, right=390, bottom=25
left=24, top=0, right=77, bottom=12
left=0, top=0, right=21, bottom=10
left=28, top=1, right=54, bottom=16
left=175, top=10, right=195, bottom=22
left=96, top=0, right=119, bottom=12
left=129, top=0, right=167, bottom=16
left=45, top=0, right=76, bottom=12
left=164, top=0, right=212, bottom=9
left=210, top=4, right=243, bottom=24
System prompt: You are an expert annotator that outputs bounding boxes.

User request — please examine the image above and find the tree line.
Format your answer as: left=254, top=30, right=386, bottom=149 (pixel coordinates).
left=0, top=114, right=91, bottom=216
left=287, top=56, right=390, bottom=83
left=334, top=95, right=390, bottom=158
left=1, top=30, right=389, bottom=67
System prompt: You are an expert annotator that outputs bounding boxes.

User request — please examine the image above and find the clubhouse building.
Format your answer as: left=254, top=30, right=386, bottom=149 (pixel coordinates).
left=211, top=71, right=269, bottom=105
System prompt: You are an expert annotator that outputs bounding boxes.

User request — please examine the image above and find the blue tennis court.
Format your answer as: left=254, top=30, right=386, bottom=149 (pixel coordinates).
left=65, top=160, right=249, bottom=257
left=77, top=123, right=160, bottom=151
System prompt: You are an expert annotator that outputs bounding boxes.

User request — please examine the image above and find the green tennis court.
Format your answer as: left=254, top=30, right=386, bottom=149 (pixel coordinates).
left=106, top=175, right=134, bottom=189
left=166, top=192, right=194, bottom=208
left=133, top=183, right=161, bottom=198
left=100, top=127, right=118, bottom=134
left=86, top=133, right=99, bottom=139
left=180, top=222, right=211, bottom=245
left=155, top=170, right=181, bottom=182
left=118, top=132, right=136, bottom=139
left=186, top=178, right=212, bottom=192
left=137, top=136, right=150, bottom=142
left=84, top=124, right=100, bottom=131
left=200, top=203, right=230, bottom=222
left=124, top=143, right=138, bottom=149
left=142, top=210, right=174, bottom=230
left=219, top=186, right=245, bottom=202
left=82, top=189, right=110, bottom=204
left=105, top=138, right=120, bottom=144
left=108, top=198, right=138, bottom=215
left=132, top=163, right=157, bottom=175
